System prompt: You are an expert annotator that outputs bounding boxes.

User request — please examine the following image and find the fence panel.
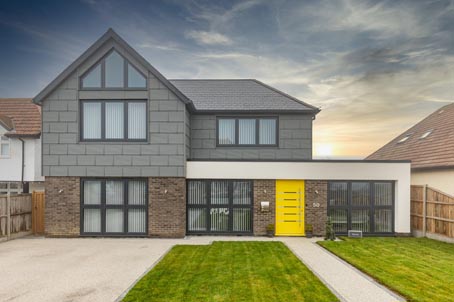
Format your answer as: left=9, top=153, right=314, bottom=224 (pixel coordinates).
left=411, top=185, right=454, bottom=240
left=0, top=194, right=32, bottom=237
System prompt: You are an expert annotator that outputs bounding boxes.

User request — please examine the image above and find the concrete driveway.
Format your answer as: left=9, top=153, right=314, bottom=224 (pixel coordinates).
left=0, top=237, right=182, bottom=302
left=0, top=236, right=276, bottom=302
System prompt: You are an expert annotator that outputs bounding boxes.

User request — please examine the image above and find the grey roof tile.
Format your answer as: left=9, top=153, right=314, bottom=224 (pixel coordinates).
left=170, top=79, right=319, bottom=113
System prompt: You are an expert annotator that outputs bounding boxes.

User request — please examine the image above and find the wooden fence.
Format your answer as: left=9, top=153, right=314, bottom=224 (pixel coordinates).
left=32, top=191, right=45, bottom=235
left=411, top=185, right=454, bottom=239
left=0, top=194, right=32, bottom=237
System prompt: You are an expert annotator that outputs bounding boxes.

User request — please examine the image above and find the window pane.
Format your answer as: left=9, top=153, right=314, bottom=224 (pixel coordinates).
left=106, top=209, right=124, bottom=233
left=329, top=209, right=348, bottom=233
left=128, top=102, right=146, bottom=139
left=105, top=51, right=124, bottom=87
left=188, top=181, right=207, bottom=205
left=128, top=64, right=146, bottom=88
left=211, top=181, right=229, bottom=204
left=210, top=208, right=229, bottom=231
left=83, top=181, right=101, bottom=205
left=188, top=208, right=207, bottom=231
left=84, top=209, right=101, bottom=232
left=233, top=181, right=251, bottom=205
left=82, top=64, right=101, bottom=88
left=233, top=208, right=251, bottom=232
left=259, top=119, right=276, bottom=145
left=218, top=119, right=235, bottom=145
left=106, top=181, right=124, bottom=205
left=128, top=209, right=146, bottom=233
left=352, top=182, right=370, bottom=206
left=83, top=102, right=101, bottom=139
left=375, top=183, right=393, bottom=206
left=329, top=182, right=348, bottom=206
left=128, top=180, right=147, bottom=205
left=375, top=209, right=393, bottom=232
left=105, top=102, right=124, bottom=139
left=238, top=119, right=256, bottom=144
left=351, top=209, right=370, bottom=232
left=1, top=143, right=9, bottom=157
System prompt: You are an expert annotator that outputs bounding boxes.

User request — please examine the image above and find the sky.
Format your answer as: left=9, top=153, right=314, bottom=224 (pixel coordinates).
left=1, top=0, right=453, bottom=158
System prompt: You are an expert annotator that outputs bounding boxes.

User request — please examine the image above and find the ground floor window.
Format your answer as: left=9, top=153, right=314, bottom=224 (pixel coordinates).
left=81, top=178, right=147, bottom=236
left=328, top=181, right=394, bottom=234
left=187, top=180, right=253, bottom=234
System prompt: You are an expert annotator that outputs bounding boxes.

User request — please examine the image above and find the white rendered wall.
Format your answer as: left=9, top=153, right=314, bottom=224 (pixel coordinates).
left=186, top=161, right=411, bottom=233
left=0, top=125, right=43, bottom=182
left=411, top=170, right=454, bottom=196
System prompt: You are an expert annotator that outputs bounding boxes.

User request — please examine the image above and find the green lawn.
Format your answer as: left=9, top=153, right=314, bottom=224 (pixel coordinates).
left=319, top=237, right=454, bottom=302
left=123, top=241, right=338, bottom=302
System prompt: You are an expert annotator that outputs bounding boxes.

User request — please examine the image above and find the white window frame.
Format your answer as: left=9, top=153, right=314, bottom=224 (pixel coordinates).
left=0, top=136, right=10, bottom=158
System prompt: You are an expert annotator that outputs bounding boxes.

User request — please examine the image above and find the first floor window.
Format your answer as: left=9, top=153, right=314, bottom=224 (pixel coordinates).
left=81, top=178, right=147, bottom=235
left=217, top=117, right=278, bottom=146
left=187, top=180, right=253, bottom=233
left=328, top=181, right=394, bottom=234
left=81, top=100, right=147, bottom=141
left=0, top=136, right=10, bottom=157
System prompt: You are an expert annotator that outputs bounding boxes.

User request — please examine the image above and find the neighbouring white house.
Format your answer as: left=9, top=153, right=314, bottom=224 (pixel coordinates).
left=368, top=103, right=454, bottom=196
left=0, top=99, right=44, bottom=194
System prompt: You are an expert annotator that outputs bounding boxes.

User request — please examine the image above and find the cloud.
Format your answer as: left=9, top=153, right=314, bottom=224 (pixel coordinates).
left=185, top=30, right=232, bottom=45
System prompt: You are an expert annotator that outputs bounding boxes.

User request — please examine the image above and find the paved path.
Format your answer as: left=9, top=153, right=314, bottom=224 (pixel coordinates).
left=282, top=237, right=405, bottom=302
left=0, top=236, right=404, bottom=302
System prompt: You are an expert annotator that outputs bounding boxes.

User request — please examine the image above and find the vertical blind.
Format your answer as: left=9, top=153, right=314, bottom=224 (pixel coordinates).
left=82, top=100, right=146, bottom=141
left=218, top=119, right=236, bottom=144
left=82, top=179, right=147, bottom=235
left=187, top=180, right=253, bottom=233
left=105, top=102, right=124, bottom=139
left=128, top=102, right=147, bottom=139
left=238, top=119, right=256, bottom=144
left=83, top=103, right=101, bottom=139
left=259, top=119, right=276, bottom=145
left=328, top=181, right=394, bottom=234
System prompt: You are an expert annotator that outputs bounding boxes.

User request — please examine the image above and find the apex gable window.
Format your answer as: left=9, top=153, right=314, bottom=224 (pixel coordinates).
left=217, top=117, right=278, bottom=146
left=80, top=49, right=147, bottom=89
left=81, top=100, right=147, bottom=141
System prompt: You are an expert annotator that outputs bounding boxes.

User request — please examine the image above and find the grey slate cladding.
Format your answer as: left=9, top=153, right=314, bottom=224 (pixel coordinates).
left=170, top=79, right=318, bottom=112
left=190, top=114, right=313, bottom=160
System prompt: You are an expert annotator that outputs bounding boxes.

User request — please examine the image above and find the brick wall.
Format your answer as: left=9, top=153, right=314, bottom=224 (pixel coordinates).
left=305, top=180, right=328, bottom=236
left=148, top=177, right=186, bottom=237
left=45, top=177, right=80, bottom=237
left=253, top=180, right=276, bottom=235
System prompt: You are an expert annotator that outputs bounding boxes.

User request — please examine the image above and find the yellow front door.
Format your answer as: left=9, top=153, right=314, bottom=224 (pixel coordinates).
left=275, top=180, right=305, bottom=236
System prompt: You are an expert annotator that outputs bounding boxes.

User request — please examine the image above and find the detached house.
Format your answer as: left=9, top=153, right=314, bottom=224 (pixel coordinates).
left=0, top=99, right=44, bottom=194
left=34, top=29, right=411, bottom=237
left=368, top=103, right=454, bottom=196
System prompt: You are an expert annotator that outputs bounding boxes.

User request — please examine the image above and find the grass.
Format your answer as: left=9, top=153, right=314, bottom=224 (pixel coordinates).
left=319, top=237, right=454, bottom=302
left=123, top=241, right=338, bottom=302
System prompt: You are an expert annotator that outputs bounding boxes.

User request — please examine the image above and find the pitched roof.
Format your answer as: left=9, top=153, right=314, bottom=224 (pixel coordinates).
left=170, top=79, right=319, bottom=113
left=367, top=103, right=454, bottom=169
left=0, top=98, right=41, bottom=137
left=33, top=29, right=194, bottom=110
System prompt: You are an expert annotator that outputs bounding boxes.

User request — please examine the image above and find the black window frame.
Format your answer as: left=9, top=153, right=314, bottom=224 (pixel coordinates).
left=80, top=48, right=148, bottom=90
left=186, top=179, right=254, bottom=235
left=80, top=178, right=148, bottom=237
left=216, top=116, right=279, bottom=147
left=327, top=180, right=395, bottom=235
left=80, top=99, right=148, bottom=142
